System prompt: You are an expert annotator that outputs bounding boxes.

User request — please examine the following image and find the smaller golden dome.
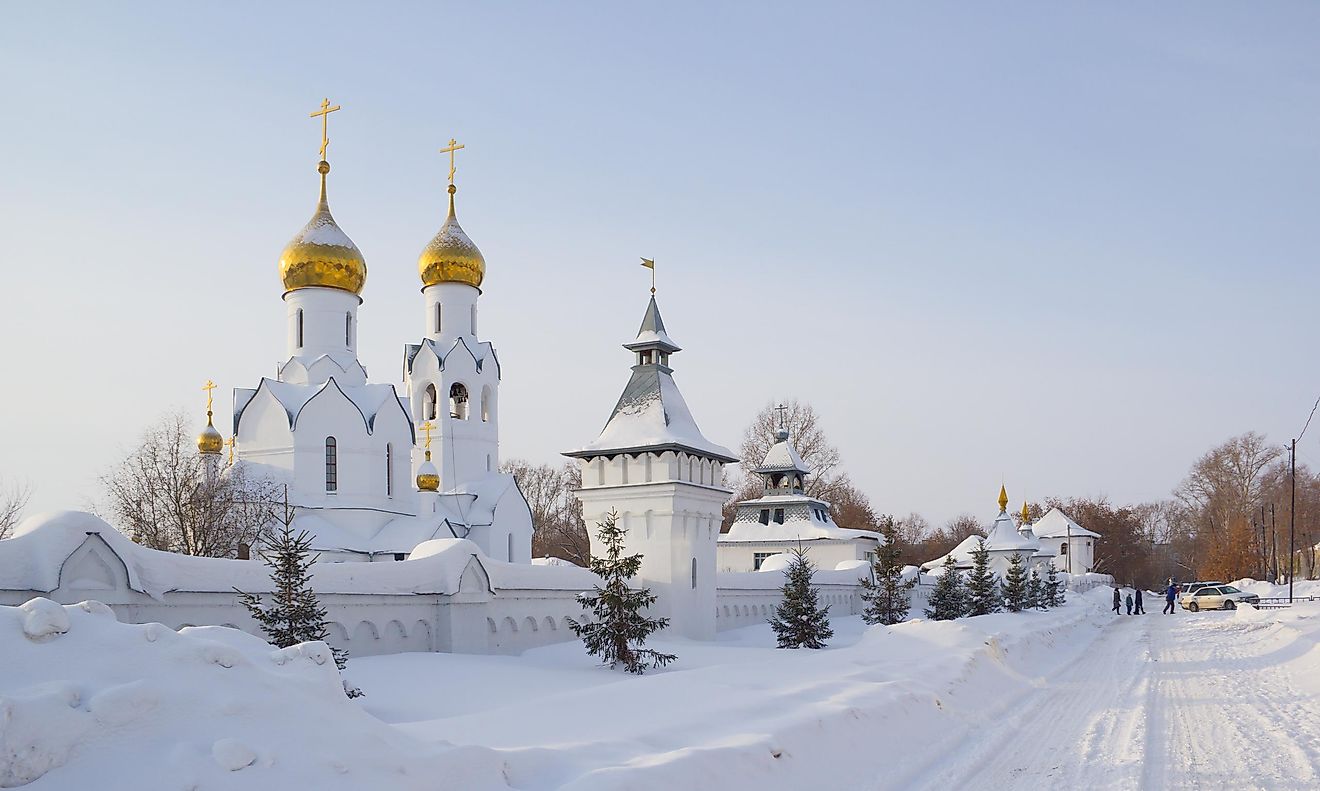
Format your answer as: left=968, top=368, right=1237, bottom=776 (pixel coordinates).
left=998, top=484, right=1009, bottom=513
left=197, top=413, right=224, bottom=455
left=279, top=161, right=367, bottom=295
left=418, top=185, right=485, bottom=289
left=416, top=451, right=440, bottom=492
left=1020, top=501, right=1031, bottom=523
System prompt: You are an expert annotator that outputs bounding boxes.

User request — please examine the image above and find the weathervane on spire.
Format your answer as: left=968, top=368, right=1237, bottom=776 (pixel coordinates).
left=440, top=138, right=465, bottom=187
left=640, top=257, right=655, bottom=294
left=309, top=97, right=342, bottom=161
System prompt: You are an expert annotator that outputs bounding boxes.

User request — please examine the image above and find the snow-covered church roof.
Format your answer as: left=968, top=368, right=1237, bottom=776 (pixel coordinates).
left=566, top=296, right=735, bottom=463
left=755, top=429, right=811, bottom=475
left=1031, top=507, right=1101, bottom=539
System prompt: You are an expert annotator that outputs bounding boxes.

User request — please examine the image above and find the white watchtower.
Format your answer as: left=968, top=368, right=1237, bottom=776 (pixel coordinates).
left=565, top=294, right=735, bottom=640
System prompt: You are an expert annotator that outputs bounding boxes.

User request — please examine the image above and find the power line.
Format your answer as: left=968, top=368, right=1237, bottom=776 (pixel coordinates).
left=1298, top=393, right=1320, bottom=444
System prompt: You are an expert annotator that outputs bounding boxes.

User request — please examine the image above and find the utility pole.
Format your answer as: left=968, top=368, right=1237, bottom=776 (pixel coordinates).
left=1271, top=503, right=1277, bottom=583
left=1291, top=438, right=1297, bottom=604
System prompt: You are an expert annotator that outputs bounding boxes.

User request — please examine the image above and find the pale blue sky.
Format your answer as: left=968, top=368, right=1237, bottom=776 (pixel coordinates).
left=2, top=3, right=1318, bottom=525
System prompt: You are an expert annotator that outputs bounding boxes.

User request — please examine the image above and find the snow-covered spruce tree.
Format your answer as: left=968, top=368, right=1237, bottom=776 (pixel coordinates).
left=770, top=547, right=834, bottom=648
left=1002, top=552, right=1029, bottom=612
left=235, top=513, right=362, bottom=697
left=859, top=517, right=917, bottom=626
left=925, top=553, right=966, bottom=621
left=966, top=538, right=1000, bottom=616
left=1028, top=568, right=1045, bottom=610
left=569, top=508, right=675, bottom=674
left=1045, top=562, right=1066, bottom=607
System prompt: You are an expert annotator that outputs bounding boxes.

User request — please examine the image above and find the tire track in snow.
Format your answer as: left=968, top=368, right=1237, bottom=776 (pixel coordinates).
left=1148, top=613, right=1320, bottom=790
left=904, top=615, right=1150, bottom=790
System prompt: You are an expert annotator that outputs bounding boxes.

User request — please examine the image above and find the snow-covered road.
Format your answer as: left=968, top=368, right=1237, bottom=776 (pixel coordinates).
left=910, top=607, right=1320, bottom=790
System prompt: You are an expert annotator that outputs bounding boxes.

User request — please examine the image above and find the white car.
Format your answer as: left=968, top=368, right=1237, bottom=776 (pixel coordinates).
left=1179, top=585, right=1260, bottom=612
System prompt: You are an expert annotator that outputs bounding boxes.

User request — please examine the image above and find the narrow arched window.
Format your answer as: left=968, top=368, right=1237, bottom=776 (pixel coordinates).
left=386, top=443, right=393, bottom=497
left=449, top=383, right=469, bottom=420
left=691, top=557, right=697, bottom=589
left=480, top=386, right=491, bottom=422
left=345, top=312, right=352, bottom=347
left=434, top=303, right=442, bottom=333
left=296, top=309, right=304, bottom=348
left=470, top=304, right=477, bottom=335
left=424, top=384, right=438, bottom=421
left=507, top=533, right=514, bottom=562
left=1060, top=542, right=1068, bottom=555
left=325, top=437, right=338, bottom=492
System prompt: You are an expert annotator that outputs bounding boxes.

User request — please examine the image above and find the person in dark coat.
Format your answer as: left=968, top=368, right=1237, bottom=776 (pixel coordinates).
left=1134, top=587, right=1145, bottom=614
left=1126, top=593, right=1134, bottom=615
left=1163, top=582, right=1179, bottom=614
left=1113, top=587, right=1122, bottom=614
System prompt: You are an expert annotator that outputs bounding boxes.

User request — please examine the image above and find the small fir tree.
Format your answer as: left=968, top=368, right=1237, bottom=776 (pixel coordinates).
left=925, top=553, right=967, bottom=621
left=1027, top=568, right=1045, bottom=610
left=569, top=509, right=675, bottom=674
left=859, top=518, right=917, bottom=626
left=1045, top=562, right=1066, bottom=607
left=1002, top=552, right=1030, bottom=612
left=769, top=546, right=834, bottom=648
left=966, top=538, right=1000, bottom=616
left=235, top=506, right=361, bottom=697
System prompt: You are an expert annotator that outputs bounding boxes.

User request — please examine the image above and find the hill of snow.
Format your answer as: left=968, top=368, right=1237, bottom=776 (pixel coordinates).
left=0, top=598, right=509, bottom=790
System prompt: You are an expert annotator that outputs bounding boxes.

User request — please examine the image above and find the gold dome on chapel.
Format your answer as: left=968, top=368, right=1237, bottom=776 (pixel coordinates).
left=197, top=415, right=224, bottom=455
left=418, top=185, right=486, bottom=289
left=278, top=161, right=368, bottom=295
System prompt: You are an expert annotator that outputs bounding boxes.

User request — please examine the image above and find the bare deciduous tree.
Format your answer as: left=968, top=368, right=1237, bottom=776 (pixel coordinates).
left=0, top=477, right=32, bottom=540
left=99, top=411, right=280, bottom=557
left=502, top=458, right=589, bottom=566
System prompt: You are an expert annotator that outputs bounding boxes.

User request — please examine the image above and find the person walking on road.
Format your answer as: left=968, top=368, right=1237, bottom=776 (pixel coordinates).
left=1113, top=587, right=1122, bottom=614
left=1163, top=582, right=1179, bottom=614
left=1134, top=587, right=1145, bottom=614
left=1126, top=592, right=1134, bottom=615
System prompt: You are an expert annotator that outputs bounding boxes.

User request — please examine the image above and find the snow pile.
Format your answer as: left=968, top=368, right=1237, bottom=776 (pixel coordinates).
left=351, top=588, right=1116, bottom=790
left=1231, top=578, right=1320, bottom=599
left=0, top=598, right=509, bottom=790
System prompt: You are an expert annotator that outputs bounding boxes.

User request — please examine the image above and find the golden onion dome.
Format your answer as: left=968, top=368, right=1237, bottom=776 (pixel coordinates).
left=416, top=451, right=440, bottom=492
left=278, top=161, right=367, bottom=295
left=197, top=413, right=224, bottom=455
left=418, top=185, right=485, bottom=289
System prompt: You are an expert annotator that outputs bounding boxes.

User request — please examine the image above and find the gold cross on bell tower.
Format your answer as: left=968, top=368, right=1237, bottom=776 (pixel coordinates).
left=309, top=97, right=342, bottom=161
left=439, top=138, right=465, bottom=186
left=418, top=420, right=435, bottom=450
left=202, top=379, right=217, bottom=413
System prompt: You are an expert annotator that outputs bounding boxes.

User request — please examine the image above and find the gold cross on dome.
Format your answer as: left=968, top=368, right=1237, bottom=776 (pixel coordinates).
left=439, top=138, right=465, bottom=185
left=309, top=97, right=342, bottom=160
left=202, top=379, right=217, bottom=413
left=225, top=436, right=236, bottom=464
left=419, top=420, right=435, bottom=450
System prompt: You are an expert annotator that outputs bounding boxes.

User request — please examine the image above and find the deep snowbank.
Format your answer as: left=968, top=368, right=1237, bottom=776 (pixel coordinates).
left=352, top=588, right=1118, bottom=790
left=0, top=598, right=510, bottom=790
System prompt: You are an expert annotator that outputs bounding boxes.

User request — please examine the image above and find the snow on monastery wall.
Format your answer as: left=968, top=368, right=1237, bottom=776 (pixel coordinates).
left=0, top=512, right=884, bottom=655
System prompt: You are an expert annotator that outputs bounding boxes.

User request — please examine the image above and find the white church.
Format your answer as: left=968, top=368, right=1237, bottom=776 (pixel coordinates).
left=224, top=147, right=532, bottom=565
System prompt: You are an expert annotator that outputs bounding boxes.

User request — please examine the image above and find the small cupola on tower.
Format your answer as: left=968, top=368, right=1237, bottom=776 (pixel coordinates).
left=753, top=411, right=812, bottom=496
left=196, top=379, right=224, bottom=456
left=418, top=139, right=486, bottom=291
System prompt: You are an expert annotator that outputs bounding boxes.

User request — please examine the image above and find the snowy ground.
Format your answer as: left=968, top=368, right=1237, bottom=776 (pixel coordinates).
left=10, top=591, right=1320, bottom=789
left=351, top=592, right=1320, bottom=790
